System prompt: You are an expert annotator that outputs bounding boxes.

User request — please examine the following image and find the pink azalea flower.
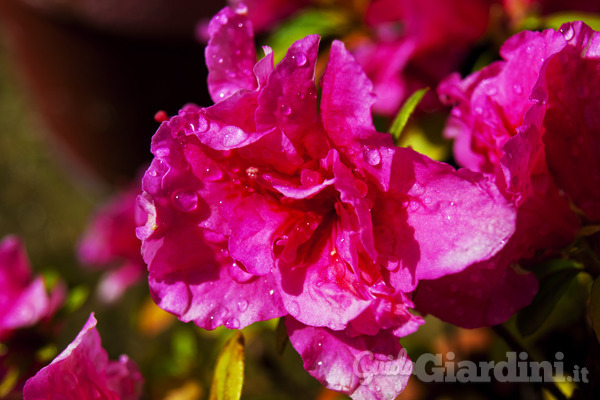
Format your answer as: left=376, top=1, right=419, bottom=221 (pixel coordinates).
left=138, top=6, right=515, bottom=398
left=0, top=236, right=64, bottom=341
left=353, top=0, right=493, bottom=115
left=78, top=183, right=146, bottom=303
left=425, top=22, right=599, bottom=328
left=228, top=0, right=310, bottom=32
left=23, top=313, right=143, bottom=400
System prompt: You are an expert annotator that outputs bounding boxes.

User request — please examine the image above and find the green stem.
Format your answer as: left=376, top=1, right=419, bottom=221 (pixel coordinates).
left=492, top=325, right=568, bottom=400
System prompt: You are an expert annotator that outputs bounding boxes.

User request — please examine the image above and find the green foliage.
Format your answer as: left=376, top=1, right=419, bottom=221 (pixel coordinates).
left=265, top=9, right=351, bottom=62
left=516, top=259, right=584, bottom=336
left=209, top=331, right=245, bottom=400
left=390, top=88, right=429, bottom=145
left=589, top=276, right=600, bottom=344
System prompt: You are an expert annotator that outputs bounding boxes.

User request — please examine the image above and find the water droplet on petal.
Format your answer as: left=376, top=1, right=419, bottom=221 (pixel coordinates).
left=485, top=85, right=497, bottom=96
left=408, top=200, right=420, bottom=211
left=155, top=147, right=170, bottom=157
left=172, top=190, right=198, bottom=212
left=423, top=196, right=432, bottom=205
left=288, top=301, right=300, bottom=317
left=237, top=23, right=244, bottom=29
left=411, top=182, right=425, bottom=196
left=217, top=57, right=224, bottom=64
left=513, top=84, right=523, bottom=95
left=196, top=114, right=209, bottom=133
left=229, top=261, right=255, bottom=283
left=227, top=318, right=240, bottom=329
left=219, top=15, right=229, bottom=24
left=292, top=52, right=308, bottom=67
left=221, top=125, right=248, bottom=147
left=560, top=23, right=575, bottom=41
left=451, top=108, right=462, bottom=118
left=474, top=106, right=483, bottom=115
left=280, top=104, right=292, bottom=116
left=238, top=299, right=248, bottom=311
left=363, top=148, right=382, bottom=166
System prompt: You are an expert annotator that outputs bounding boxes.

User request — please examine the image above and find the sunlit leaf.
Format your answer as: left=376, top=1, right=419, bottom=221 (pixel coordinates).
left=589, top=276, right=600, bottom=343
left=266, top=9, right=351, bottom=63
left=275, top=317, right=289, bottom=355
left=63, top=285, right=89, bottom=313
left=209, top=331, right=245, bottom=400
left=516, top=259, right=583, bottom=336
left=390, top=87, right=429, bottom=145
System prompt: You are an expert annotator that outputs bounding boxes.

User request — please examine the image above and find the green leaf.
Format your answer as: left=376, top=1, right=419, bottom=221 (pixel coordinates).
left=589, top=276, right=600, bottom=344
left=390, top=87, right=429, bottom=145
left=543, top=12, right=600, bottom=31
left=516, top=260, right=582, bottom=337
left=64, top=285, right=89, bottom=313
left=275, top=317, right=289, bottom=355
left=209, top=331, right=245, bottom=400
left=265, top=9, right=351, bottom=63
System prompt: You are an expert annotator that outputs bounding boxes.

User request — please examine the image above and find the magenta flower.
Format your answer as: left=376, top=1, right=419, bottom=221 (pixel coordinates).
left=78, top=182, right=146, bottom=303
left=353, top=0, right=493, bottom=115
left=425, top=22, right=600, bottom=328
left=0, top=236, right=64, bottom=341
left=23, top=313, right=143, bottom=400
left=138, top=5, right=515, bottom=398
left=227, top=0, right=310, bottom=32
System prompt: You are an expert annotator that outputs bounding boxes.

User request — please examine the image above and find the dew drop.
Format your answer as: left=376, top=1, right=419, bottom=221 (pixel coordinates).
left=363, top=148, right=382, bottom=166
left=227, top=318, right=240, bottom=329
left=474, top=106, right=483, bottom=115
left=292, top=52, right=308, bottom=67
left=219, top=15, right=229, bottom=24
left=423, top=196, right=432, bottom=205
left=237, top=23, right=244, bottom=29
left=217, top=57, right=224, bottom=64
left=317, top=361, right=323, bottom=366
left=238, top=299, right=248, bottom=311
left=451, top=107, right=462, bottom=118
left=155, top=147, right=170, bottom=157
left=221, top=125, right=248, bottom=147
left=485, top=85, right=498, bottom=96
left=375, top=386, right=381, bottom=392
left=196, top=115, right=209, bottom=133
left=229, top=261, right=255, bottom=283
left=513, top=83, right=523, bottom=95
left=280, top=104, right=292, bottom=116
left=172, top=190, right=198, bottom=212
left=408, top=200, right=420, bottom=211
left=288, top=301, right=300, bottom=317
left=269, top=289, right=274, bottom=295
left=560, top=23, right=575, bottom=41
left=411, top=182, right=425, bottom=196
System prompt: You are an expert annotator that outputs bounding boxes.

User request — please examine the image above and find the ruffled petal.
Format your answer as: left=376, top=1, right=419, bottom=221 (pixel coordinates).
left=206, top=7, right=257, bottom=102
left=287, top=318, right=412, bottom=400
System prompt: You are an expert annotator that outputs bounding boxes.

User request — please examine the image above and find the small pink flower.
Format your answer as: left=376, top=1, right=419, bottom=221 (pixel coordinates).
left=426, top=22, right=600, bottom=328
left=354, top=0, right=493, bottom=115
left=0, top=236, right=64, bottom=341
left=23, top=313, right=143, bottom=400
left=138, top=6, right=515, bottom=398
left=78, top=182, right=146, bottom=303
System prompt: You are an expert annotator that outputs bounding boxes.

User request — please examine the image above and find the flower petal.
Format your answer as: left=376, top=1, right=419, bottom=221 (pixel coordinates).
left=287, top=318, right=412, bottom=400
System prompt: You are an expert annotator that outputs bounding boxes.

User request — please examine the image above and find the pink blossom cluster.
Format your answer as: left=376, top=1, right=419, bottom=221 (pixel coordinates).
left=420, top=21, right=600, bottom=329
left=135, top=5, right=520, bottom=399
